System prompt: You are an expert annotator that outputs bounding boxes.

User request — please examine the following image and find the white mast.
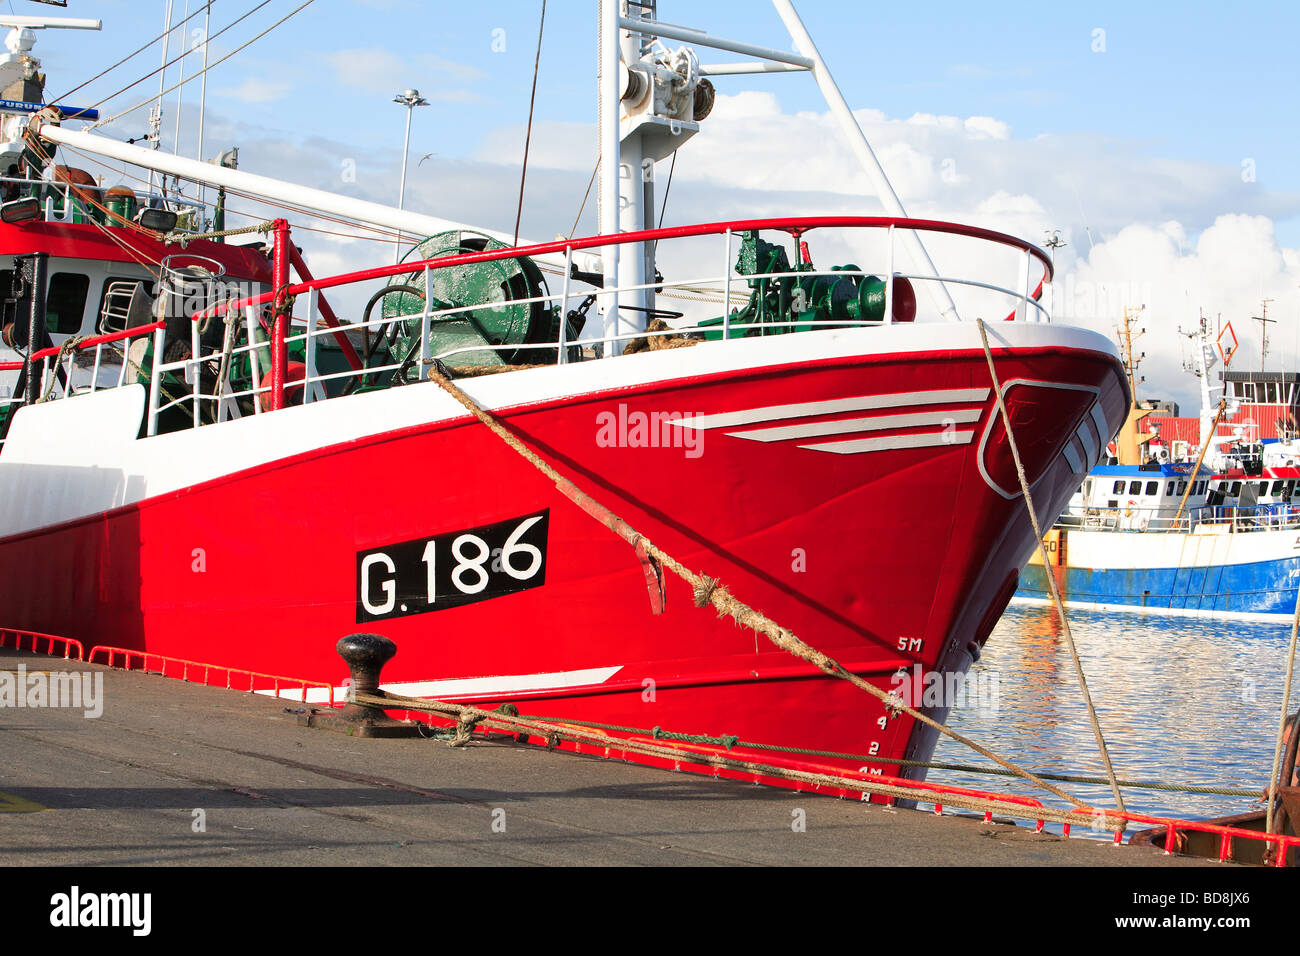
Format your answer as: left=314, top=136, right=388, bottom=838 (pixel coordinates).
left=196, top=0, right=211, bottom=211
left=615, top=4, right=649, bottom=353
left=172, top=0, right=189, bottom=160
left=597, top=0, right=622, bottom=353
left=150, top=0, right=175, bottom=195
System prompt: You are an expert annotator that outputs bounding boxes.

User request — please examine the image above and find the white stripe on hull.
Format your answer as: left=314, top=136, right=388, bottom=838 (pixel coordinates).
left=672, top=387, right=991, bottom=432
left=801, top=430, right=975, bottom=455
left=725, top=407, right=982, bottom=443
left=260, top=664, right=625, bottom=704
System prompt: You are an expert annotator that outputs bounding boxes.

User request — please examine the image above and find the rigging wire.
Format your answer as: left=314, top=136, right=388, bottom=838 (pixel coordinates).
left=83, top=1, right=274, bottom=117
left=567, top=160, right=598, bottom=241
left=512, top=0, right=546, bottom=247
left=49, top=2, right=210, bottom=105
left=89, top=0, right=316, bottom=131
left=652, top=149, right=676, bottom=255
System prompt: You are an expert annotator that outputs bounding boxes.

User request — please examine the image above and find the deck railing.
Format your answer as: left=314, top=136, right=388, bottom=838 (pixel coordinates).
left=2, top=216, right=1055, bottom=440
left=1055, top=502, right=1300, bottom=534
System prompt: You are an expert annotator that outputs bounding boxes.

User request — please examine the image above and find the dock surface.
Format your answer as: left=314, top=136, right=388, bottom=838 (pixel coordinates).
left=0, top=648, right=1214, bottom=867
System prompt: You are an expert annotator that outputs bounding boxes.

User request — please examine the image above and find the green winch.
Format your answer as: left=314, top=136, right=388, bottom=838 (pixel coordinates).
left=701, top=230, right=916, bottom=339
left=380, top=231, right=561, bottom=372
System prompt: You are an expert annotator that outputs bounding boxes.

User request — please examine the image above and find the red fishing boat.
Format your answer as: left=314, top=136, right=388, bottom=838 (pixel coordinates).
left=0, top=3, right=1127, bottom=787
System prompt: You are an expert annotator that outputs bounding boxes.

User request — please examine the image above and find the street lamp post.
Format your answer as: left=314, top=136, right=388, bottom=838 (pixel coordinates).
left=393, top=88, right=429, bottom=263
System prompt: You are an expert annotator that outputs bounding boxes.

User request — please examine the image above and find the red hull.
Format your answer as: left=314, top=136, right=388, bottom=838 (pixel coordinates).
left=0, top=332, right=1127, bottom=780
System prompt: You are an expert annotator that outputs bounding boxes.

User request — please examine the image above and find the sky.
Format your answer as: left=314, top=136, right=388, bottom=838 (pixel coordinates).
left=17, top=0, right=1300, bottom=413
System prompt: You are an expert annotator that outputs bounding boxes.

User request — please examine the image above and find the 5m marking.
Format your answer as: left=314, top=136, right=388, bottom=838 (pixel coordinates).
left=356, top=510, right=549, bottom=623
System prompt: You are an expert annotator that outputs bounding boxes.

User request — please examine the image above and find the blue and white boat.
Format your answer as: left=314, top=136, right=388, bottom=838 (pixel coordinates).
left=1014, top=319, right=1300, bottom=621
left=1016, top=463, right=1300, bottom=620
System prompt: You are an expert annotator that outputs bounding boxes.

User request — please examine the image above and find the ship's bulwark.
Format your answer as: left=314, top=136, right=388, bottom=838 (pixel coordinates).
left=0, top=334, right=1127, bottom=783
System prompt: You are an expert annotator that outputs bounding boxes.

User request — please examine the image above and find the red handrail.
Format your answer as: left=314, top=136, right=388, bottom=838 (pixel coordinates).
left=0, top=627, right=85, bottom=660
left=28, top=319, right=166, bottom=364
left=87, top=643, right=337, bottom=705
left=197, top=215, right=1055, bottom=322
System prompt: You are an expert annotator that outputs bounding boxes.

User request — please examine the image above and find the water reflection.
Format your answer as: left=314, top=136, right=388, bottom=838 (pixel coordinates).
left=932, top=603, right=1298, bottom=824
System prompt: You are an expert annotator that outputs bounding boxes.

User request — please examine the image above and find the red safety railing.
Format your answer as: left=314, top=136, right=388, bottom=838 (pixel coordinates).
left=86, top=644, right=337, bottom=706
left=28, top=320, right=167, bottom=365
left=197, top=214, right=1055, bottom=322
left=1069, top=807, right=1300, bottom=867
left=0, top=321, right=168, bottom=397
left=0, top=627, right=84, bottom=660
left=2, top=216, right=1051, bottom=416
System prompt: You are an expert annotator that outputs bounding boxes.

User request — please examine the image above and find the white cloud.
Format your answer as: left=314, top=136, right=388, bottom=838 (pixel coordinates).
left=321, top=47, right=486, bottom=98
left=215, top=77, right=291, bottom=103
left=964, top=116, right=1010, bottom=140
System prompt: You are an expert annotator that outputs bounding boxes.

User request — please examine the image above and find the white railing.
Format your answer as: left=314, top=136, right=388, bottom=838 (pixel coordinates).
left=1, top=217, right=1056, bottom=442
left=1055, top=503, right=1300, bottom=535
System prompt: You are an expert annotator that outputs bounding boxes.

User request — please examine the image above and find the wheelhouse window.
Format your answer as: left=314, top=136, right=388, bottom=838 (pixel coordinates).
left=1177, top=480, right=1187, bottom=495
left=1129, top=481, right=1142, bottom=495
left=46, top=272, right=90, bottom=335
left=1273, top=481, right=1286, bottom=495
left=1112, top=481, right=1125, bottom=494
left=1144, top=481, right=1158, bottom=496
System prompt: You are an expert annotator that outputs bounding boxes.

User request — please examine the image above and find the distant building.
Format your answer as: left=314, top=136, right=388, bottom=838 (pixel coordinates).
left=1137, top=398, right=1179, bottom=417
left=1219, top=371, right=1300, bottom=441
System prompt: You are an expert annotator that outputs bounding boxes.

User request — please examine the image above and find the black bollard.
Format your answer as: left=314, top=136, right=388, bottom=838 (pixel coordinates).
left=297, top=632, right=419, bottom=738
left=336, top=632, right=396, bottom=721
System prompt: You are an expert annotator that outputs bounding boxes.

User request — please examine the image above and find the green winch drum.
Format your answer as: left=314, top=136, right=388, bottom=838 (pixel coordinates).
left=807, top=265, right=916, bottom=323
left=382, top=231, right=553, bottom=368
left=105, top=187, right=137, bottom=226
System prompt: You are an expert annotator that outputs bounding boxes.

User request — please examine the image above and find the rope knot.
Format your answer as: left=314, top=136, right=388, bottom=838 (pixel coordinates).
left=692, top=575, right=719, bottom=608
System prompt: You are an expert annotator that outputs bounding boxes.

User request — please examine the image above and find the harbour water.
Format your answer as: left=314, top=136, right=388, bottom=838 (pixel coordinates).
left=931, top=603, right=1300, bottom=826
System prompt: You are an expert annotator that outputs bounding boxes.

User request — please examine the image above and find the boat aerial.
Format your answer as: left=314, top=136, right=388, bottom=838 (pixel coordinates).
left=0, top=3, right=1127, bottom=788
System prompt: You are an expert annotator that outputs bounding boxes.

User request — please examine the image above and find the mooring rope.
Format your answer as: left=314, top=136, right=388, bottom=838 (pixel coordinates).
left=508, top=711, right=1261, bottom=797
left=354, top=688, right=1125, bottom=830
left=425, top=360, right=1094, bottom=810
left=975, top=318, right=1128, bottom=823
